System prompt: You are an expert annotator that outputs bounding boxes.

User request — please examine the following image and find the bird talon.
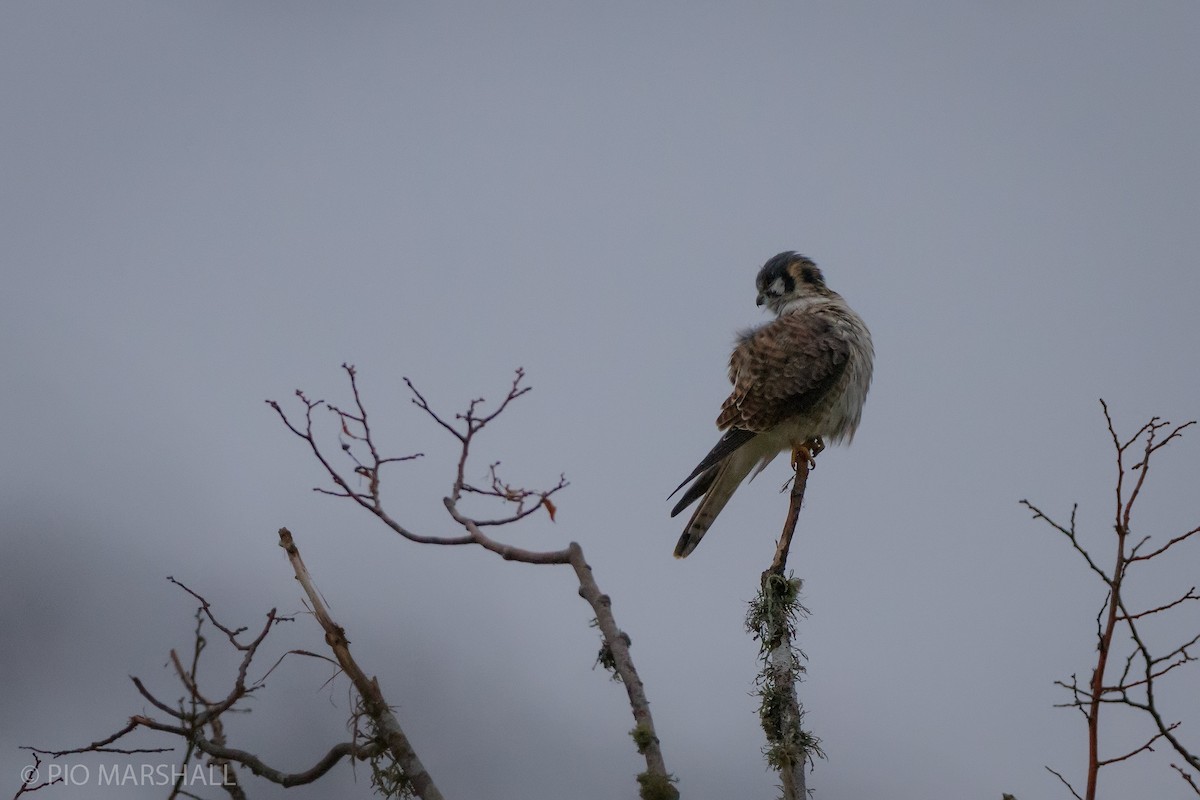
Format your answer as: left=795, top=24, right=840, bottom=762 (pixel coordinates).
left=791, top=437, right=825, bottom=471
left=791, top=448, right=815, bottom=471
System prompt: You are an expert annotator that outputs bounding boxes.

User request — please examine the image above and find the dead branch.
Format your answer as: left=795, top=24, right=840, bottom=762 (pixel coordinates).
left=1045, top=765, right=1084, bottom=800
left=267, top=364, right=472, bottom=546
left=23, top=581, right=383, bottom=796
left=270, top=367, right=676, bottom=798
left=1173, top=763, right=1200, bottom=796
left=278, top=527, right=442, bottom=800
left=20, top=365, right=674, bottom=799
left=13, top=753, right=62, bottom=799
left=1024, top=400, right=1199, bottom=799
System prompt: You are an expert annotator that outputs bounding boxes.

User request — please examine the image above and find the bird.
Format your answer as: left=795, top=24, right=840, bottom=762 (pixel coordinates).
left=670, top=252, right=873, bottom=558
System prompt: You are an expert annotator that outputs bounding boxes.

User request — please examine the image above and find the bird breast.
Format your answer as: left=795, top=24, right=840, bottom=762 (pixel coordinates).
left=819, top=304, right=873, bottom=444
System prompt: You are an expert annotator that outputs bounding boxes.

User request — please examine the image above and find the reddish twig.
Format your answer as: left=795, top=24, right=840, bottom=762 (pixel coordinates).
left=1023, top=400, right=1199, bottom=798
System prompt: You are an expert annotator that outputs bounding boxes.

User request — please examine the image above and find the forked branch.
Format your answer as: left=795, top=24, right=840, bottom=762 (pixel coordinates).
left=1023, top=400, right=1199, bottom=799
left=22, top=579, right=390, bottom=797
left=270, top=366, right=676, bottom=798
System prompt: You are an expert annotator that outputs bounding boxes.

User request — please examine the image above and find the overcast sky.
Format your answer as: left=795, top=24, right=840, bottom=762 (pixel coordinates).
left=3, top=3, right=1199, bottom=799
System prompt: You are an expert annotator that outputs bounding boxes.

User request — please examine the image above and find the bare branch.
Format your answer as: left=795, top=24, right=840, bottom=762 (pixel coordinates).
left=167, top=576, right=250, bottom=639
left=24, top=720, right=172, bottom=758
left=1019, top=501, right=1112, bottom=586
left=1119, top=588, right=1200, bottom=622
left=278, top=528, right=443, bottom=800
left=1033, top=401, right=1200, bottom=799
left=405, top=376, right=467, bottom=443
left=1096, top=723, right=1177, bottom=767
left=569, top=542, right=676, bottom=795
left=13, top=753, right=63, bottom=798
left=1129, top=526, right=1200, bottom=563
left=1046, top=765, right=1085, bottom=800
left=442, top=498, right=572, bottom=563
left=129, top=714, right=377, bottom=787
left=268, top=375, right=472, bottom=547
left=24, top=575, right=391, bottom=796
left=1172, top=763, right=1200, bottom=796
left=269, top=367, right=679, bottom=795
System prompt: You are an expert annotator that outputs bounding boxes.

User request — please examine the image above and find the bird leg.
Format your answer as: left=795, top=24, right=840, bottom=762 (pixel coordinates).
left=780, top=437, right=824, bottom=492
left=791, top=437, right=824, bottom=470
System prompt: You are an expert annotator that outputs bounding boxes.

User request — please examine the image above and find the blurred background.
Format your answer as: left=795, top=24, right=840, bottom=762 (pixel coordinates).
left=3, top=3, right=1198, bottom=798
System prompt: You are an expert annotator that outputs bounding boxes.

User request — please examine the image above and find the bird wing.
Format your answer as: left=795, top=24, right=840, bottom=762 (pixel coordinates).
left=717, top=307, right=850, bottom=433
left=669, top=307, right=851, bottom=527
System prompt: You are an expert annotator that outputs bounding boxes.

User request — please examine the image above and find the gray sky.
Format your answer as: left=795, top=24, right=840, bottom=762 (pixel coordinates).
left=3, top=3, right=1199, bottom=799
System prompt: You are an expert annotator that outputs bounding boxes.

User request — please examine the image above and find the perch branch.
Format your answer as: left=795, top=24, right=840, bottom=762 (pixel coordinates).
left=749, top=437, right=826, bottom=800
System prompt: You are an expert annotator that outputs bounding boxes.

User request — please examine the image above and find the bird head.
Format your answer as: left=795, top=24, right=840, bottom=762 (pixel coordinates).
left=755, top=252, right=829, bottom=315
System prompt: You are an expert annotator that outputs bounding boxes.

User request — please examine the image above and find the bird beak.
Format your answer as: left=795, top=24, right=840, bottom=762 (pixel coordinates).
left=756, top=293, right=765, bottom=307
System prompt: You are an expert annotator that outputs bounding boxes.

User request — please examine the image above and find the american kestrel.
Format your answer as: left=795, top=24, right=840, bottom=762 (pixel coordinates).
left=670, top=252, right=873, bottom=558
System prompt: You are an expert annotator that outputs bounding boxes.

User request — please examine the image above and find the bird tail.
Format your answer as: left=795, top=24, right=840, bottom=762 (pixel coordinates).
left=673, top=449, right=758, bottom=558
